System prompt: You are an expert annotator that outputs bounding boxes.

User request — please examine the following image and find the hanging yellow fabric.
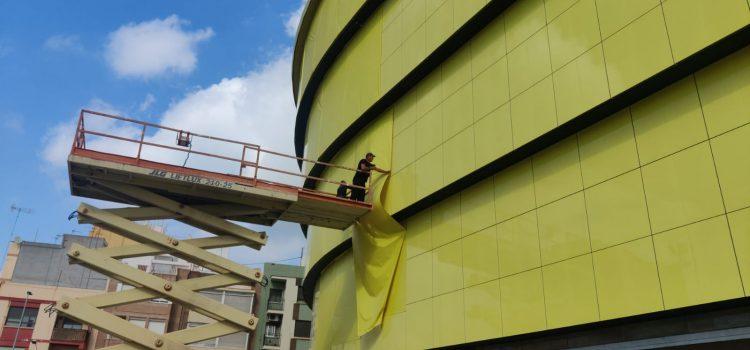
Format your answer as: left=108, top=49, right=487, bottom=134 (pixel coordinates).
left=352, top=174, right=405, bottom=336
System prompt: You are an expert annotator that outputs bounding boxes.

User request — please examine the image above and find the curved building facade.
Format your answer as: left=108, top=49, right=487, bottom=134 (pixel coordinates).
left=293, top=0, right=750, bottom=348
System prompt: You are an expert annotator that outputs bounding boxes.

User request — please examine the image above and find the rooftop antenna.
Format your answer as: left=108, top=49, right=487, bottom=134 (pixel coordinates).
left=9, top=204, right=33, bottom=238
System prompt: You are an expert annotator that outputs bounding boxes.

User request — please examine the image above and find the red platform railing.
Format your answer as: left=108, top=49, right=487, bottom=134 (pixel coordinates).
left=70, top=109, right=368, bottom=200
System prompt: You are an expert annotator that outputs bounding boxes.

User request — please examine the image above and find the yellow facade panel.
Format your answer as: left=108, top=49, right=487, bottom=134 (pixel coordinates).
left=631, top=78, right=708, bottom=164
left=694, top=46, right=750, bottom=137
left=442, top=46, right=472, bottom=97
left=494, top=160, right=537, bottom=222
left=464, top=280, right=502, bottom=342
left=505, top=0, right=546, bottom=50
left=416, top=144, right=444, bottom=199
left=431, top=194, right=462, bottom=248
left=727, top=208, right=750, bottom=295
left=711, top=124, right=750, bottom=212
left=432, top=289, right=466, bottom=346
left=392, top=123, right=415, bottom=173
left=532, top=136, right=582, bottom=206
left=594, top=0, right=659, bottom=39
left=405, top=251, right=433, bottom=304
left=498, top=211, right=541, bottom=277
left=470, top=15, right=506, bottom=77
left=593, top=237, right=663, bottom=320
left=578, top=109, right=639, bottom=187
left=654, top=216, right=744, bottom=309
left=405, top=298, right=434, bottom=350
left=662, top=0, right=750, bottom=61
left=405, top=210, right=432, bottom=259
left=510, top=76, right=557, bottom=146
left=474, top=103, right=513, bottom=167
left=416, top=71, right=443, bottom=116
left=443, top=126, right=476, bottom=183
left=508, top=27, right=552, bottom=97
left=453, top=0, right=487, bottom=29
left=544, top=0, right=578, bottom=22
left=432, top=239, right=463, bottom=295
left=460, top=178, right=496, bottom=236
left=426, top=0, right=453, bottom=52
left=602, top=7, right=673, bottom=95
left=547, top=0, right=601, bottom=71
left=393, top=90, right=418, bottom=134
left=415, top=106, right=443, bottom=157
left=552, top=44, right=610, bottom=124
left=585, top=170, right=651, bottom=250
left=462, top=226, right=500, bottom=287
left=542, top=255, right=599, bottom=329
left=472, top=56, right=510, bottom=119
left=403, top=24, right=427, bottom=72
left=402, top=0, right=426, bottom=37
left=641, top=142, right=724, bottom=233
left=537, top=192, right=591, bottom=265
left=387, top=163, right=416, bottom=213
left=442, top=83, right=474, bottom=140
left=499, top=269, right=547, bottom=336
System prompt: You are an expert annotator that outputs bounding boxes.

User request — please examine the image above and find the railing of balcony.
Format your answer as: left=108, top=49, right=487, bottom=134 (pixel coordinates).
left=268, top=300, right=284, bottom=311
left=51, top=328, right=88, bottom=342
left=263, top=335, right=281, bottom=347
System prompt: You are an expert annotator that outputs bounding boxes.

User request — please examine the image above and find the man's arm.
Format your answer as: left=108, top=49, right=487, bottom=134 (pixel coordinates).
left=372, top=165, right=390, bottom=174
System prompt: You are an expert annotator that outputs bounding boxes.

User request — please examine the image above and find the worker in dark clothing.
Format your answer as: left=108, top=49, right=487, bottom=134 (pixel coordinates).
left=336, top=180, right=350, bottom=199
left=351, top=152, right=389, bottom=201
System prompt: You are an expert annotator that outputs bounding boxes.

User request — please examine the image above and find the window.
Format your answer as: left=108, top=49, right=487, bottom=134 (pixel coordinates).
left=224, top=292, right=252, bottom=313
left=60, top=317, right=82, bottom=329
left=294, top=320, right=311, bottom=338
left=127, top=318, right=146, bottom=328
left=153, top=255, right=177, bottom=262
left=187, top=323, right=247, bottom=349
left=147, top=320, right=166, bottom=334
left=116, top=283, right=135, bottom=292
left=187, top=322, right=216, bottom=348
left=151, top=263, right=177, bottom=275
left=5, top=306, right=38, bottom=328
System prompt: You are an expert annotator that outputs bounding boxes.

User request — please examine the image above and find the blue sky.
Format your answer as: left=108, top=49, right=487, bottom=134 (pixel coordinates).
left=0, top=0, right=308, bottom=267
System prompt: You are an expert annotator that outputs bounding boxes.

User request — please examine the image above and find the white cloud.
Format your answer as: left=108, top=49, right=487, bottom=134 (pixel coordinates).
left=42, top=17, right=307, bottom=267
left=2, top=113, right=24, bottom=133
left=105, top=15, right=214, bottom=79
left=284, top=1, right=306, bottom=37
left=44, top=34, right=83, bottom=52
left=139, top=93, right=156, bottom=112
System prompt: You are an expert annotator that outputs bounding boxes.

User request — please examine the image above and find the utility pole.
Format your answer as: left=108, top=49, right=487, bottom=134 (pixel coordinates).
left=11, top=291, right=32, bottom=350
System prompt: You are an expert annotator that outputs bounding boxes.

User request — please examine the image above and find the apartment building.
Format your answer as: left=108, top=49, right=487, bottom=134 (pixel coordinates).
left=253, top=264, right=310, bottom=350
left=0, top=235, right=108, bottom=350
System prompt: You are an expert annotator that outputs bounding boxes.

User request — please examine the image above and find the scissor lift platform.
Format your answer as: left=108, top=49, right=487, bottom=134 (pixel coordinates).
left=67, top=109, right=371, bottom=230
left=57, top=110, right=371, bottom=350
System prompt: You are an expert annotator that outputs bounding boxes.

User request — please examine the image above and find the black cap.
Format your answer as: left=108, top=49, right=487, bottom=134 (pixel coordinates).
left=366, top=152, right=376, bottom=157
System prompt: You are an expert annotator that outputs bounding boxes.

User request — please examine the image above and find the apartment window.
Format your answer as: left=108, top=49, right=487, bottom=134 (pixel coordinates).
left=224, top=292, right=252, bottom=313
left=151, top=263, right=177, bottom=275
left=294, top=320, right=311, bottom=338
left=147, top=319, right=166, bottom=334
left=60, top=317, right=82, bottom=329
left=5, top=306, right=38, bottom=328
left=187, top=322, right=248, bottom=349
left=116, top=283, right=135, bottom=292
left=153, top=255, right=177, bottom=262
left=128, top=318, right=146, bottom=328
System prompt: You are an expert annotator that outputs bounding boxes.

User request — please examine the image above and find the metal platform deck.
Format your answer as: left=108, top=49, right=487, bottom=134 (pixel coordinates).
left=67, top=110, right=371, bottom=230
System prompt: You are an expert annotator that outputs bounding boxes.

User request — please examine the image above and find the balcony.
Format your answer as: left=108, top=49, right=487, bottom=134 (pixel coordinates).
left=51, top=328, right=88, bottom=342
left=268, top=300, right=284, bottom=311
left=263, top=335, right=280, bottom=347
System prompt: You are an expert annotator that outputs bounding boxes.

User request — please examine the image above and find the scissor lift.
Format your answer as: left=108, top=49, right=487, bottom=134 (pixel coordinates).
left=56, top=110, right=370, bottom=350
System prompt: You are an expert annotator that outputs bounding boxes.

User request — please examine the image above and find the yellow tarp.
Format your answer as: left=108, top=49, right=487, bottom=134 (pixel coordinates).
left=352, top=175, right=405, bottom=336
